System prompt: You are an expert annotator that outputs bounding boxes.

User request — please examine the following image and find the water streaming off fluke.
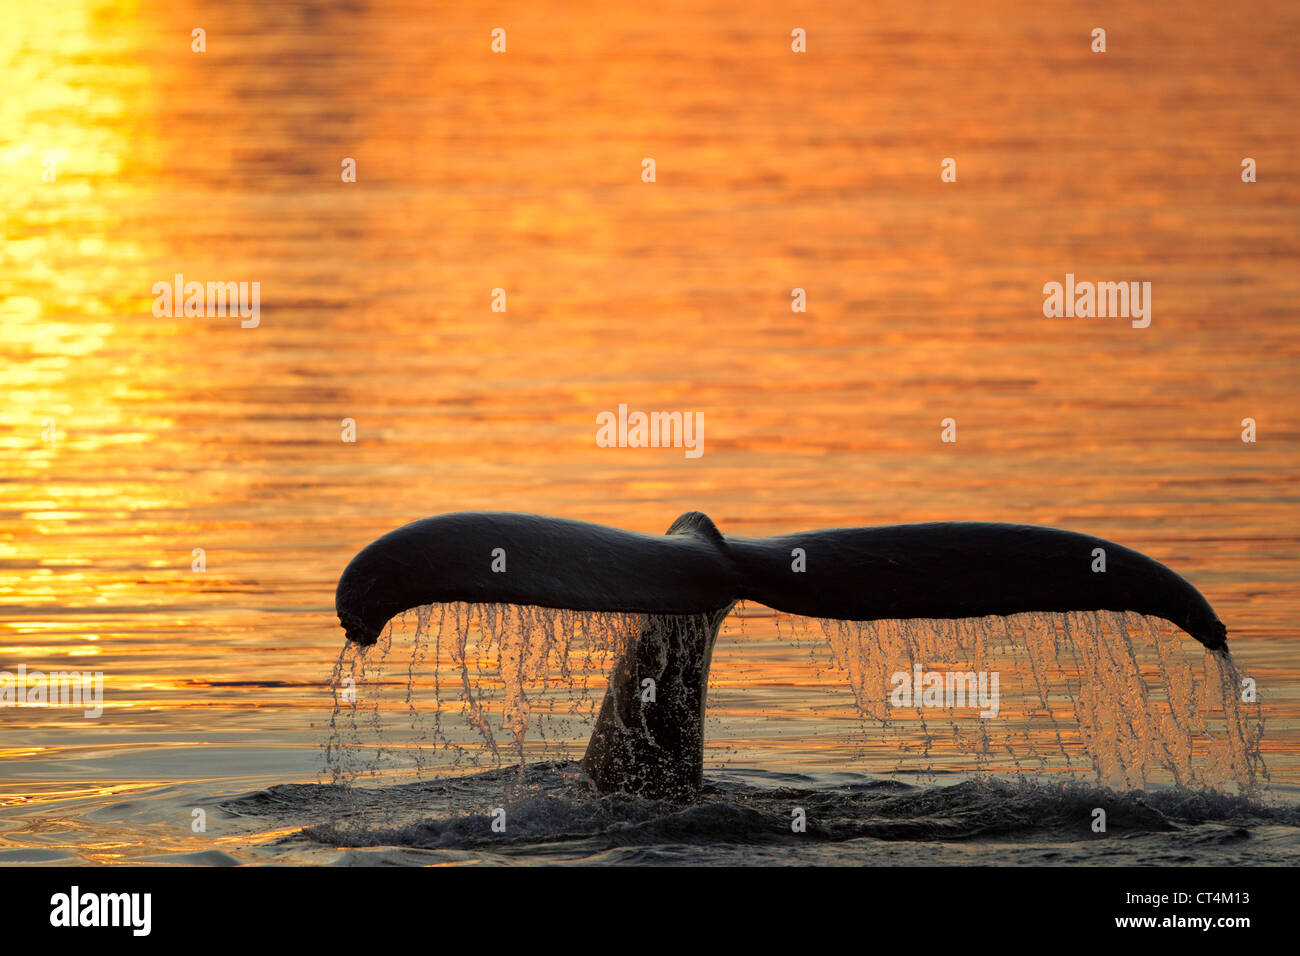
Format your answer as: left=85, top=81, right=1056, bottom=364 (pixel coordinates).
left=324, top=603, right=1264, bottom=796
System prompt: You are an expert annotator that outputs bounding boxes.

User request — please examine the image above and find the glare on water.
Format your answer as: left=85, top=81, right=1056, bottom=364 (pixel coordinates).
left=1, top=0, right=1298, bottom=862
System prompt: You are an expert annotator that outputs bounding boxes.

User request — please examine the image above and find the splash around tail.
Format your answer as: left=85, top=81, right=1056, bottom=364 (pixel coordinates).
left=335, top=511, right=1230, bottom=797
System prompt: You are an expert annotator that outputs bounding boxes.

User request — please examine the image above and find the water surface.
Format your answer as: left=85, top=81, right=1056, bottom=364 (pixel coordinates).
left=1, top=0, right=1298, bottom=864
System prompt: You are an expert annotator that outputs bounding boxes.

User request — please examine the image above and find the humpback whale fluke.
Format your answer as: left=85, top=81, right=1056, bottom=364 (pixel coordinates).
left=335, top=511, right=1228, bottom=797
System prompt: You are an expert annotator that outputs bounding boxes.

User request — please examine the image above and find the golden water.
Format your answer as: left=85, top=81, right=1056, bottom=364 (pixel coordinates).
left=1, top=0, right=1297, bottom=861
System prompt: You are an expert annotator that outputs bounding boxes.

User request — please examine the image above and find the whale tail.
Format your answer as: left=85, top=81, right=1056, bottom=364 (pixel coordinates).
left=335, top=510, right=1228, bottom=797
left=725, top=521, right=1227, bottom=655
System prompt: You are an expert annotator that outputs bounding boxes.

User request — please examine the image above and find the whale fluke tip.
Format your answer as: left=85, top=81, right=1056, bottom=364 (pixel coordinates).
left=338, top=610, right=379, bottom=647
left=1208, top=619, right=1229, bottom=655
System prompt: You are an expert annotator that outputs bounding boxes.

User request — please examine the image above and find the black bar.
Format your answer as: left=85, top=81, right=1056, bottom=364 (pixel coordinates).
left=4, top=865, right=1281, bottom=942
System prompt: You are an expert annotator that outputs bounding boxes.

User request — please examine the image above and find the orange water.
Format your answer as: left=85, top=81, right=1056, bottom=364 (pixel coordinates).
left=1, top=0, right=1298, bottom=859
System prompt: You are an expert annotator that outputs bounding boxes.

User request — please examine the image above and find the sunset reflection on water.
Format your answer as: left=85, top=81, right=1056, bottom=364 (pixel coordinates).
left=1, top=1, right=1298, bottom=862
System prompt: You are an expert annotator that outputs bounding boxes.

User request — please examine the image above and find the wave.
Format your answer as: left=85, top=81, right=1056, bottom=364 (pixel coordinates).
left=222, top=763, right=1300, bottom=865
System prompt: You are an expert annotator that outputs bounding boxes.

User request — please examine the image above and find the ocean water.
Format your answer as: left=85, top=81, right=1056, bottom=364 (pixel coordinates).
left=221, top=764, right=1300, bottom=866
left=1, top=0, right=1298, bottom=865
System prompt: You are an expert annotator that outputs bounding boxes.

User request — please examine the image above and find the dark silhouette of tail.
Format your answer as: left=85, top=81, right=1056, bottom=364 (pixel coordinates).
left=335, top=510, right=1228, bottom=797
